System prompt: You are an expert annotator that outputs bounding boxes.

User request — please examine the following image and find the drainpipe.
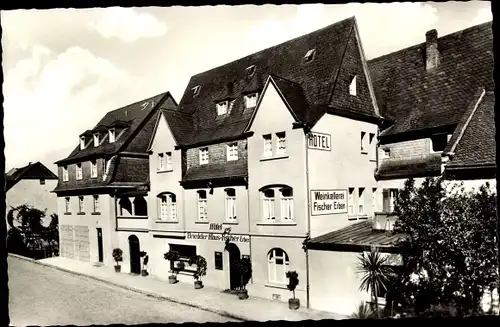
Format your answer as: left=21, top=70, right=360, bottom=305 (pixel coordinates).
left=245, top=175, right=253, bottom=284
left=304, top=127, right=312, bottom=309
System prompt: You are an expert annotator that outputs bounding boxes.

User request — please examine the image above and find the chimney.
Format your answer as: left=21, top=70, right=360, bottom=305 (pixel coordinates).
left=425, top=29, right=440, bottom=71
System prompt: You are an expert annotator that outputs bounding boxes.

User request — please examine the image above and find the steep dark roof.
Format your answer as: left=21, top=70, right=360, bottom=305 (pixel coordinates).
left=308, top=220, right=405, bottom=251
left=56, top=92, right=175, bottom=164
left=5, top=161, right=58, bottom=191
left=376, top=153, right=442, bottom=180
left=177, top=17, right=378, bottom=146
left=161, top=109, right=194, bottom=146
left=182, top=160, right=247, bottom=183
left=368, top=22, right=493, bottom=139
left=446, top=91, right=496, bottom=169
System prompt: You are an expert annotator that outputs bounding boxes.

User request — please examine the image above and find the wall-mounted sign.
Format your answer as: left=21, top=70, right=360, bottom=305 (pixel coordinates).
left=209, top=223, right=223, bottom=231
left=186, top=232, right=250, bottom=243
left=308, top=132, right=331, bottom=151
left=311, top=189, right=347, bottom=216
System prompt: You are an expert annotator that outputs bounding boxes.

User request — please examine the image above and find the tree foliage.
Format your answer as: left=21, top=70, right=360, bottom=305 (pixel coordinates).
left=392, top=177, right=498, bottom=316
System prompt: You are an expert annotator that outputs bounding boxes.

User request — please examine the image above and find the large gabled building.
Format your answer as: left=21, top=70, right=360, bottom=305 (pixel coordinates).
left=53, top=92, right=177, bottom=267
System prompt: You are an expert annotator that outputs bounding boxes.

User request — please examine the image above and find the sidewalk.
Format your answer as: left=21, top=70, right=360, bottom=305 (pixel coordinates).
left=12, top=254, right=347, bottom=322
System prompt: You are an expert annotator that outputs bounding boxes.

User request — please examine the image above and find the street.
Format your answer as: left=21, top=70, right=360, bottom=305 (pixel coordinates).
left=8, top=256, right=237, bottom=326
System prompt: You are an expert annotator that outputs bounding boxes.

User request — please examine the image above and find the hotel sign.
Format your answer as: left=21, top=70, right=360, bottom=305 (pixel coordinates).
left=308, top=132, right=331, bottom=151
left=186, top=232, right=250, bottom=243
left=311, top=189, right=347, bottom=216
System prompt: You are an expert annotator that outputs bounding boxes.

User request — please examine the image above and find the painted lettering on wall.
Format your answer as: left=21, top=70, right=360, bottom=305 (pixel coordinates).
left=311, top=189, right=347, bottom=215
left=209, top=223, right=223, bottom=231
left=308, top=132, right=331, bottom=151
left=186, top=232, right=250, bottom=243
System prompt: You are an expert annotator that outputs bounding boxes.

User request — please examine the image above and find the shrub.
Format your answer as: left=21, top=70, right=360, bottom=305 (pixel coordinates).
left=112, top=248, right=123, bottom=266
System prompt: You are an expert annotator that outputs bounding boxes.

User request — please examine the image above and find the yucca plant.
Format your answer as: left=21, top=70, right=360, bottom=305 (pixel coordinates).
left=350, top=302, right=375, bottom=319
left=356, top=247, right=394, bottom=318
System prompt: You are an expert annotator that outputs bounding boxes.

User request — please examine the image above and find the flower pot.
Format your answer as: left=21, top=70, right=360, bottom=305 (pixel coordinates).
left=289, top=298, right=300, bottom=310
left=168, top=275, right=177, bottom=284
left=141, top=269, right=149, bottom=276
left=194, top=280, right=203, bottom=289
left=114, top=265, right=121, bottom=273
left=238, top=290, right=249, bottom=300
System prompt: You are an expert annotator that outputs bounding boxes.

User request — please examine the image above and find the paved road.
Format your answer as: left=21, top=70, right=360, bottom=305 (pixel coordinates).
left=8, top=256, right=236, bottom=326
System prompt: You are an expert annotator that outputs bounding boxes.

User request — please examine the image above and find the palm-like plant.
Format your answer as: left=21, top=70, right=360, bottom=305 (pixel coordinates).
left=350, top=302, right=375, bottom=319
left=356, top=247, right=394, bottom=318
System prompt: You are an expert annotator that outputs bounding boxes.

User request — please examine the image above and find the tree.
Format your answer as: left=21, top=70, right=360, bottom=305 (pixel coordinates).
left=392, top=177, right=498, bottom=316
left=356, top=247, right=394, bottom=318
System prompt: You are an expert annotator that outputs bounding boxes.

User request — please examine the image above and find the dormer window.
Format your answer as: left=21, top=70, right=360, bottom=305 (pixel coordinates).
left=80, top=136, right=86, bottom=150
left=304, top=49, right=316, bottom=62
left=246, top=65, right=256, bottom=77
left=349, top=75, right=357, bottom=96
left=109, top=128, right=116, bottom=143
left=93, top=133, right=100, bottom=147
left=244, top=93, right=258, bottom=109
left=216, top=101, right=228, bottom=116
left=192, top=85, right=201, bottom=96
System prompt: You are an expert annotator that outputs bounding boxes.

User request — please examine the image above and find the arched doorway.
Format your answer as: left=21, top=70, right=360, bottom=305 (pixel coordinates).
left=128, top=235, right=141, bottom=274
left=225, top=243, right=241, bottom=290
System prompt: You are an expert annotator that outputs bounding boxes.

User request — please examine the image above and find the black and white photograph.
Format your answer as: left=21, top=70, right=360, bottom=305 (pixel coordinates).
left=1, top=1, right=497, bottom=326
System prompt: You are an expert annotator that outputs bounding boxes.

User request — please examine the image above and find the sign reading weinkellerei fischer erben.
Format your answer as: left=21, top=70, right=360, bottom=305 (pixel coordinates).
left=308, top=132, right=331, bottom=151
left=311, top=190, right=347, bottom=215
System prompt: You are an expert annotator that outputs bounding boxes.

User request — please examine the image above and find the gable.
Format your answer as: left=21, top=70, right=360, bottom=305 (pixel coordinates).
left=148, top=110, right=178, bottom=152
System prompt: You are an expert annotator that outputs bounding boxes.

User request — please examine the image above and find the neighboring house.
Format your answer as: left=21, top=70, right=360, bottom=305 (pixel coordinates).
left=53, top=92, right=177, bottom=267
left=5, top=161, right=58, bottom=229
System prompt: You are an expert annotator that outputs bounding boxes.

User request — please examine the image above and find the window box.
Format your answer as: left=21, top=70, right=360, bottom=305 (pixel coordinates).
left=91, top=212, right=101, bottom=215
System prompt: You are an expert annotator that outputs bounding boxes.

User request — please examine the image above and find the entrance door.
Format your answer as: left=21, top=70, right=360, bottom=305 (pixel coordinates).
left=225, top=243, right=241, bottom=290
left=96, top=228, right=103, bottom=263
left=128, top=235, right=141, bottom=274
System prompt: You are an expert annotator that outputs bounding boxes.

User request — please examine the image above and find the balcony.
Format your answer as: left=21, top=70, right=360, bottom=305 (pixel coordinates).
left=116, top=194, right=148, bottom=232
left=373, top=212, right=398, bottom=232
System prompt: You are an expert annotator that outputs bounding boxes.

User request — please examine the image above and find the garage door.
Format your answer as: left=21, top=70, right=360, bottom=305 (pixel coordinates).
left=60, top=225, right=75, bottom=259
left=74, top=226, right=90, bottom=262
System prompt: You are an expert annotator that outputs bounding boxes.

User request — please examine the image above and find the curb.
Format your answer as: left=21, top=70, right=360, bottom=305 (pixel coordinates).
left=8, top=253, right=248, bottom=322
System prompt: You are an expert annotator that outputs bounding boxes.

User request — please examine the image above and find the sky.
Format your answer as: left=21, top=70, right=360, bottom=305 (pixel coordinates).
left=1, top=2, right=493, bottom=173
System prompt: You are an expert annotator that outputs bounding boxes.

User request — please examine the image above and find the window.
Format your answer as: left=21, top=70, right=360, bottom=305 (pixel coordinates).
left=93, top=133, right=100, bottom=147
left=349, top=75, right=357, bottom=96
left=78, top=196, right=84, bottom=213
left=216, top=101, right=228, bottom=115
left=268, top=248, right=290, bottom=284
left=158, top=153, right=165, bottom=170
left=348, top=188, right=355, bottom=215
left=383, top=189, right=399, bottom=213
left=63, top=166, right=69, bottom=182
left=80, top=136, right=86, bottom=150
left=40, top=179, right=45, bottom=185
left=382, top=148, right=391, bottom=159
left=159, top=193, right=177, bottom=221
left=166, top=152, right=173, bottom=170
left=214, top=252, right=223, bottom=270
left=245, top=65, right=256, bottom=76
left=244, top=93, right=258, bottom=108
left=262, top=189, right=275, bottom=220
left=361, top=132, right=367, bottom=153
left=225, top=188, right=236, bottom=221
left=263, top=134, right=272, bottom=157
left=109, top=128, right=116, bottom=143
left=199, top=148, right=209, bottom=165
left=169, top=244, right=197, bottom=262
left=91, top=160, right=98, bottom=178
left=134, top=196, right=148, bottom=216
left=369, top=133, right=376, bottom=159
left=160, top=195, right=168, bottom=220
left=372, top=188, right=378, bottom=213
left=198, top=190, right=208, bottom=221
left=76, top=163, right=83, bottom=180
left=192, top=85, right=201, bottom=96
left=119, top=197, right=132, bottom=216
left=227, top=143, right=238, bottom=161
left=431, top=134, right=448, bottom=152
left=276, top=132, right=287, bottom=155
left=93, top=195, right=100, bottom=213
left=358, top=188, right=365, bottom=215
left=65, top=197, right=71, bottom=213
left=280, top=188, right=294, bottom=220
left=304, top=49, right=316, bottom=62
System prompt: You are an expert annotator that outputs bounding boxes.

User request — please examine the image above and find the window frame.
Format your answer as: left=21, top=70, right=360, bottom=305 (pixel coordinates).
left=199, top=147, right=209, bottom=165
left=276, top=132, right=287, bottom=155
left=158, top=153, right=165, bottom=171
left=216, top=101, right=229, bottom=116
left=65, top=197, right=71, bottom=214
left=63, top=166, right=69, bottom=182
left=90, top=160, right=98, bottom=178
left=166, top=152, right=173, bottom=170
left=93, top=195, right=100, bottom=213
left=262, top=188, right=276, bottom=221
left=227, top=143, right=238, bottom=161
left=358, top=187, right=365, bottom=215
left=78, top=196, right=85, bottom=214
left=80, top=136, right=86, bottom=150
left=263, top=134, right=273, bottom=157
left=109, top=128, right=116, bottom=143
left=304, top=49, right=316, bottom=62
left=244, top=93, right=258, bottom=109
left=267, top=248, right=290, bottom=284
left=76, top=163, right=83, bottom=180
left=280, top=187, right=294, bottom=221
left=197, top=190, right=208, bottom=221
left=348, top=187, right=355, bottom=216
left=93, top=133, right=100, bottom=147
left=225, top=188, right=237, bottom=221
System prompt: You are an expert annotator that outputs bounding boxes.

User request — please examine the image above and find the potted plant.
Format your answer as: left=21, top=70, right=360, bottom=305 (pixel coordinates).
left=141, top=251, right=149, bottom=276
left=164, top=250, right=180, bottom=284
left=237, top=257, right=252, bottom=300
left=112, top=248, right=123, bottom=273
left=286, top=271, right=300, bottom=310
left=188, top=255, right=207, bottom=289
left=174, top=261, right=185, bottom=283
